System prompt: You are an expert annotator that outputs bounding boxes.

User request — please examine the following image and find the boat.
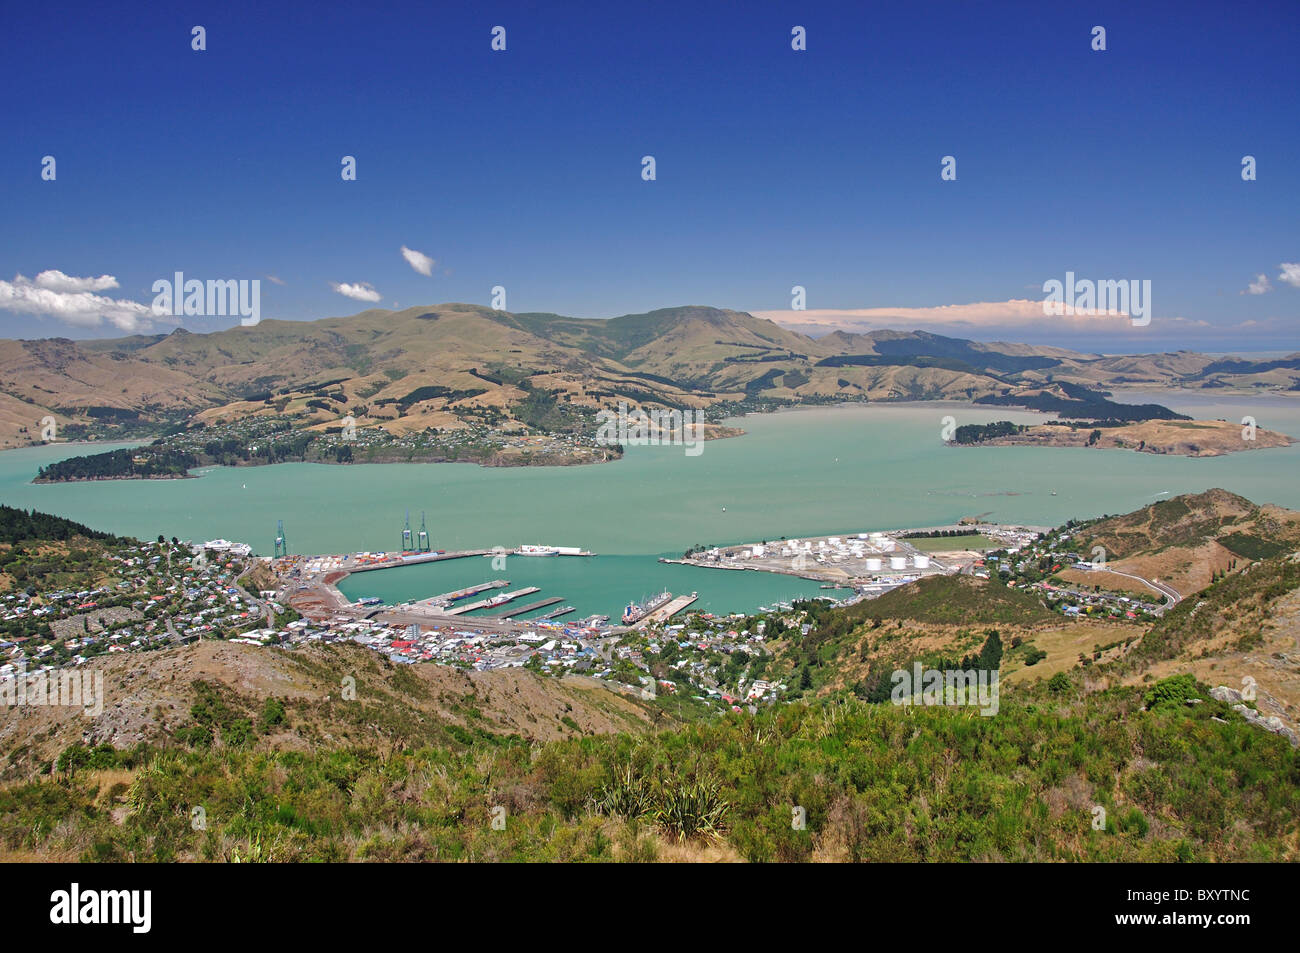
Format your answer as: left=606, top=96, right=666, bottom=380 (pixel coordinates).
left=484, top=594, right=510, bottom=607
left=622, top=591, right=672, bottom=625
left=356, top=596, right=383, bottom=606
left=444, top=580, right=507, bottom=601
left=516, top=544, right=593, bottom=556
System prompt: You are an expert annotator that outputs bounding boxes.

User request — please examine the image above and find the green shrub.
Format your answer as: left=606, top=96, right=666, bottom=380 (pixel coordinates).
left=1144, top=673, right=1201, bottom=709
left=656, top=777, right=729, bottom=842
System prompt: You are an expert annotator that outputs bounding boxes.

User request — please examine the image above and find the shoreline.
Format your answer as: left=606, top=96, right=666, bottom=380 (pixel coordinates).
left=15, top=386, right=1300, bottom=478
left=953, top=419, right=1295, bottom=458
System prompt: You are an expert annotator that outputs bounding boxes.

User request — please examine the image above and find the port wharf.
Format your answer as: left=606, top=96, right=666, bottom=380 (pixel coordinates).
left=278, top=546, right=628, bottom=637
left=665, top=522, right=1049, bottom=588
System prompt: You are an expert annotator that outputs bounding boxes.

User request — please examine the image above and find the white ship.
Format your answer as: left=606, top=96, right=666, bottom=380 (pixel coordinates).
left=515, top=544, right=594, bottom=556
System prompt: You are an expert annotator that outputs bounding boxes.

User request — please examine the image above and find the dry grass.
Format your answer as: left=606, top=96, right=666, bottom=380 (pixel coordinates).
left=1002, top=621, right=1144, bottom=683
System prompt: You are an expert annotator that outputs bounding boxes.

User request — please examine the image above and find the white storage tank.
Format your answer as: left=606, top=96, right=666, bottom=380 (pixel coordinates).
left=865, top=557, right=883, bottom=571
left=890, top=556, right=908, bottom=570
left=879, top=539, right=896, bottom=552
left=913, top=554, right=931, bottom=569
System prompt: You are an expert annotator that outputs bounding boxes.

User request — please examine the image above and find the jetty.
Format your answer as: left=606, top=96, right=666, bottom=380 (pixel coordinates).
left=537, top=605, right=576, bottom=620
left=415, top=580, right=509, bottom=608
left=634, top=592, right=698, bottom=627
left=447, top=586, right=542, bottom=615
left=489, top=596, right=565, bottom=619
left=343, top=549, right=491, bottom=573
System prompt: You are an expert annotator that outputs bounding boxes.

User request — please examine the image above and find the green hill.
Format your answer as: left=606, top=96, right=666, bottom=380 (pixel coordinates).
left=3, top=675, right=1295, bottom=862
left=0, top=504, right=120, bottom=544
left=836, top=574, right=1056, bottom=627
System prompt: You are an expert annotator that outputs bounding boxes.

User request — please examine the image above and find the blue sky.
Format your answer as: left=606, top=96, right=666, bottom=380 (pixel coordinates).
left=1, top=0, right=1296, bottom=351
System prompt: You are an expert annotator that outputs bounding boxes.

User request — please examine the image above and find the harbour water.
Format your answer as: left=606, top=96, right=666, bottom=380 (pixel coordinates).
left=3, top=393, right=1298, bottom=618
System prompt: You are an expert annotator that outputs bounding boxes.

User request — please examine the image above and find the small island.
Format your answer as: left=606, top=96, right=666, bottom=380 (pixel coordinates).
left=952, top=419, right=1293, bottom=457
left=32, top=414, right=746, bottom=483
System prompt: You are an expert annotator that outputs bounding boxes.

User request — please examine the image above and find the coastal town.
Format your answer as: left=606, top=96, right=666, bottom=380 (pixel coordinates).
left=0, top=509, right=1169, bottom=715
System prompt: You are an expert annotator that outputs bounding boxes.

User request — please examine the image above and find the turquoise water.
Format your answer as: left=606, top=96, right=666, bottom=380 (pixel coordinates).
left=335, top=555, right=849, bottom=622
left=3, top=394, right=1299, bottom=617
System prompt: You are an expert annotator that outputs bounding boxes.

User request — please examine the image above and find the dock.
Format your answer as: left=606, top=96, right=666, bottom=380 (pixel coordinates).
left=635, top=592, right=698, bottom=627
left=415, top=579, right=509, bottom=608
left=537, top=605, right=575, bottom=620
left=489, top=596, right=565, bottom=619
left=344, top=549, right=491, bottom=573
left=448, top=586, right=542, bottom=615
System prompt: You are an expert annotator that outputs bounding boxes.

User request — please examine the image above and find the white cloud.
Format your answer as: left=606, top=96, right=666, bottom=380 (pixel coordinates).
left=756, top=299, right=1161, bottom=332
left=330, top=281, right=383, bottom=302
left=264, top=274, right=286, bottom=286
left=0, top=272, right=163, bottom=332
left=756, top=298, right=1210, bottom=342
left=1278, top=262, right=1300, bottom=288
left=1243, top=273, right=1272, bottom=295
left=400, top=245, right=435, bottom=277
left=33, top=269, right=121, bottom=293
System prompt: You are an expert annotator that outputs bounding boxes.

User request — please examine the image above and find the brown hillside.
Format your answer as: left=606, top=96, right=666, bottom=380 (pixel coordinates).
left=0, top=640, right=664, bottom=781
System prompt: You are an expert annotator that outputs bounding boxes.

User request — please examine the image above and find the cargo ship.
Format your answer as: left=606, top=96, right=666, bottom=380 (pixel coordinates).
left=516, top=544, right=595, bottom=556
left=622, top=591, right=672, bottom=625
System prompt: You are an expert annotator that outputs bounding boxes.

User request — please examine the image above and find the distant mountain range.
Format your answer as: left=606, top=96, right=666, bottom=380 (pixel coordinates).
left=1, top=304, right=1297, bottom=448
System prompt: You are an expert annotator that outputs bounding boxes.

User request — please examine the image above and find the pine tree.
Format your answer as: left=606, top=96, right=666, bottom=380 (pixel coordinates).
left=978, top=629, right=1003, bottom=671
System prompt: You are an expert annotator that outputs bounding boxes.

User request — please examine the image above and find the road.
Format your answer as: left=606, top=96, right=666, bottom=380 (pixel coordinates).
left=1088, top=567, right=1181, bottom=611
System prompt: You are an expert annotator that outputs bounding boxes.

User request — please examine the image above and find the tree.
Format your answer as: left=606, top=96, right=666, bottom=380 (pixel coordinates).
left=978, top=629, right=1003, bottom=671
left=258, top=697, right=287, bottom=731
